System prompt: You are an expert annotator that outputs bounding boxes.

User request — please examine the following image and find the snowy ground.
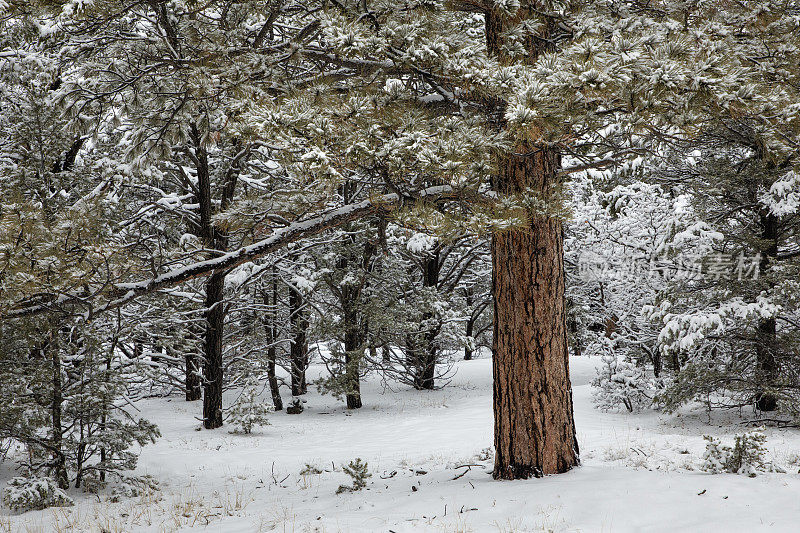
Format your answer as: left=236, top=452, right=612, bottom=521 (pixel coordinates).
left=4, top=356, right=800, bottom=532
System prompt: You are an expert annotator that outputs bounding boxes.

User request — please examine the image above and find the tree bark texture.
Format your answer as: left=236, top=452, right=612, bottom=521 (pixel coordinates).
left=486, top=6, right=580, bottom=479
left=491, top=144, right=580, bottom=479
left=202, top=271, right=225, bottom=429
left=415, top=250, right=440, bottom=389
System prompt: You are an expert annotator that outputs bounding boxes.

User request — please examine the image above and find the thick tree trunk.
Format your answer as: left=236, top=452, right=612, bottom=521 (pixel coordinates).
left=202, top=271, right=225, bottom=429
left=491, top=145, right=580, bottom=479
left=289, top=281, right=309, bottom=396
left=335, top=233, right=374, bottom=410
left=486, top=4, right=579, bottom=480
left=755, top=212, right=779, bottom=411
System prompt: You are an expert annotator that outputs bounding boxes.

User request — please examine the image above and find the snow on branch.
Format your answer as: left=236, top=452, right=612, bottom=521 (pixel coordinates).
left=4, top=186, right=456, bottom=320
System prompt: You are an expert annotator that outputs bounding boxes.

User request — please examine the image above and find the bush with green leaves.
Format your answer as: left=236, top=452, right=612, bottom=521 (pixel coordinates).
left=0, top=317, right=160, bottom=493
left=2, top=476, right=74, bottom=513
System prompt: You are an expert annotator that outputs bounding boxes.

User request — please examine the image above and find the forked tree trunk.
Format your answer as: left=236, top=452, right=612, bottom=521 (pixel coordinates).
left=203, top=271, right=225, bottom=429
left=486, top=5, right=579, bottom=480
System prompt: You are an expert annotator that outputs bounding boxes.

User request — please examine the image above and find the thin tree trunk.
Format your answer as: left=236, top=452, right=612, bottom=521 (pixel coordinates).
left=464, top=318, right=474, bottom=361
left=264, top=269, right=283, bottom=411
left=100, top=342, right=113, bottom=483
left=185, top=348, right=202, bottom=401
left=289, top=279, right=308, bottom=396
left=755, top=212, right=779, bottom=411
left=486, top=4, right=579, bottom=480
left=49, top=339, right=69, bottom=489
left=344, top=306, right=363, bottom=410
left=184, top=320, right=202, bottom=400
left=464, top=287, right=474, bottom=360
left=266, top=343, right=283, bottom=411
left=202, top=271, right=225, bottom=429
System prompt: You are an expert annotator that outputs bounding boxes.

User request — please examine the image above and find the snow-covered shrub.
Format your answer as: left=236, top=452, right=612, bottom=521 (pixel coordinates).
left=591, top=344, right=656, bottom=412
left=227, top=378, right=272, bottom=434
left=3, top=476, right=74, bottom=513
left=700, top=430, right=782, bottom=476
left=108, top=475, right=159, bottom=503
left=336, top=458, right=371, bottom=494
left=584, top=336, right=616, bottom=359
left=700, top=436, right=732, bottom=474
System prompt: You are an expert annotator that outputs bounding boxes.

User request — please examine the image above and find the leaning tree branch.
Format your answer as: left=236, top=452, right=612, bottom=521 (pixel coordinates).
left=3, top=185, right=456, bottom=320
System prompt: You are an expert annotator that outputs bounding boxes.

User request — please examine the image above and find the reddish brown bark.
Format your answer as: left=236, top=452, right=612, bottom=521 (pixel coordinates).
left=487, top=6, right=579, bottom=479
left=491, top=144, right=579, bottom=479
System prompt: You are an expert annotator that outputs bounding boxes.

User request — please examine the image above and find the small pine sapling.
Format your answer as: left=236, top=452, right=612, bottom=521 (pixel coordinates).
left=227, top=378, right=272, bottom=434
left=591, top=345, right=657, bottom=412
left=300, top=464, right=323, bottom=476
left=700, top=429, right=782, bottom=476
left=336, top=458, right=371, bottom=494
left=700, top=435, right=732, bottom=474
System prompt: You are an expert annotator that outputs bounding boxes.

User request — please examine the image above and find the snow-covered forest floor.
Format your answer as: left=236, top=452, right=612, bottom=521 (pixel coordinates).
left=4, top=356, right=800, bottom=533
